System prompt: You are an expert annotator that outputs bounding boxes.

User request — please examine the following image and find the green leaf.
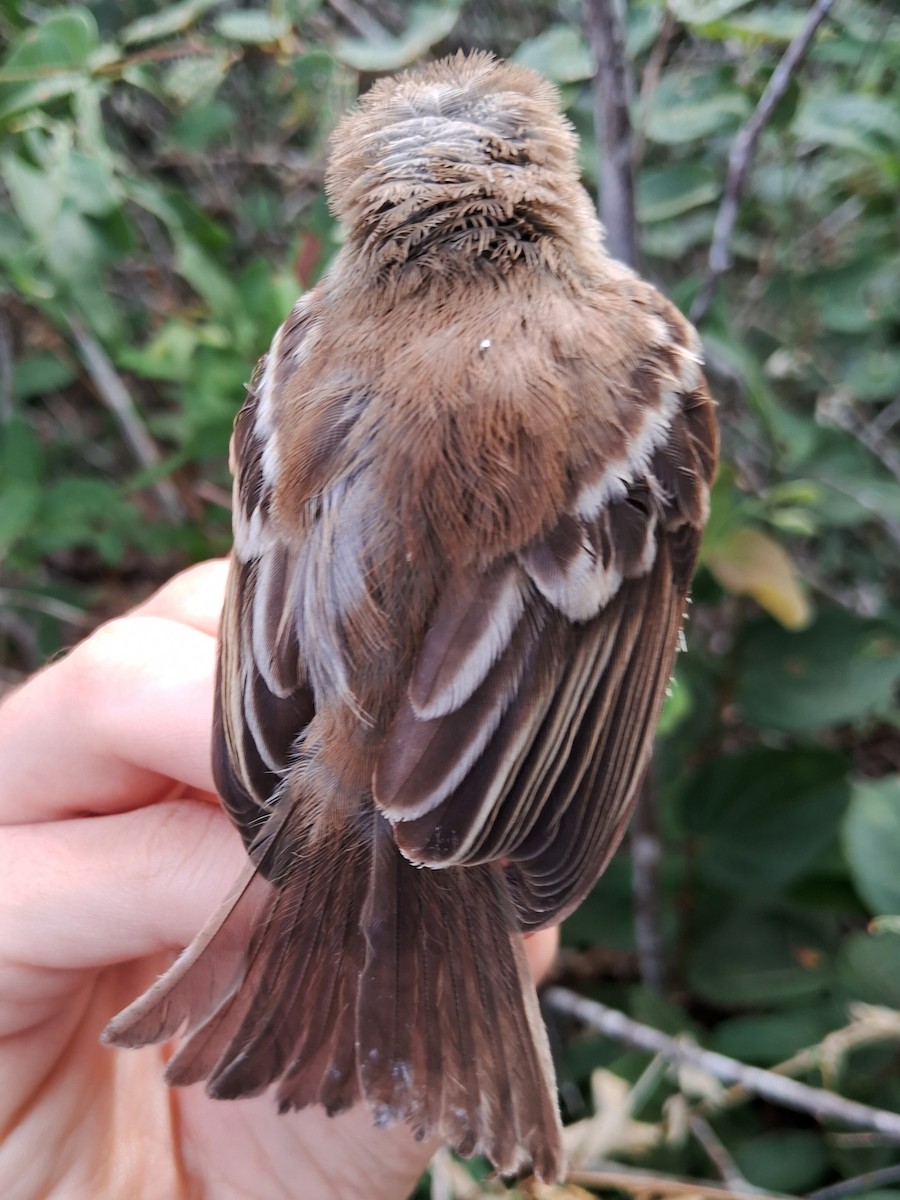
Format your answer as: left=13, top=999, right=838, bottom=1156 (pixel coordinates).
left=645, top=89, right=749, bottom=143
left=843, top=777, right=900, bottom=916
left=513, top=26, right=593, bottom=84
left=710, top=1006, right=839, bottom=1066
left=669, top=0, right=753, bottom=26
left=657, top=672, right=691, bottom=736
left=733, top=1130, right=829, bottom=1193
left=13, top=352, right=75, bottom=400
left=682, top=749, right=850, bottom=892
left=162, top=53, right=233, bottom=107
left=66, top=151, right=120, bottom=215
left=214, top=10, right=291, bottom=44
left=0, top=7, right=98, bottom=73
left=335, top=3, right=460, bottom=72
left=713, top=10, right=809, bottom=42
left=838, top=931, right=900, bottom=1007
left=735, top=610, right=900, bottom=734
left=122, top=0, right=224, bottom=46
left=0, top=7, right=99, bottom=118
left=0, top=480, right=41, bottom=556
left=1, top=152, right=61, bottom=234
left=637, top=163, right=719, bottom=223
left=44, top=207, right=102, bottom=282
left=689, top=909, right=830, bottom=1005
left=118, top=321, right=202, bottom=382
left=794, top=92, right=900, bottom=156
left=174, top=234, right=241, bottom=321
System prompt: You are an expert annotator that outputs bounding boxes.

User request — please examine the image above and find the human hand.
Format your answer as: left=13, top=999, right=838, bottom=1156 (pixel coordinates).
left=0, top=560, right=558, bottom=1200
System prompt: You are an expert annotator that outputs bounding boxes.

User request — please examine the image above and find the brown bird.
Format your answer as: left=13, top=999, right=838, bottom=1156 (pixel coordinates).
left=104, top=51, right=718, bottom=1181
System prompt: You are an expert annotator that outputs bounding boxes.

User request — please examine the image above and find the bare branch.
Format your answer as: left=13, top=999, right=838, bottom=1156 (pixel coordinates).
left=630, top=775, right=666, bottom=993
left=582, top=0, right=638, bottom=267
left=810, top=1164, right=900, bottom=1200
left=326, top=0, right=390, bottom=43
left=634, top=6, right=677, bottom=166
left=568, top=1162, right=790, bottom=1200
left=0, top=588, right=92, bottom=628
left=545, top=988, right=900, bottom=1142
left=818, top=391, right=900, bottom=483
left=690, top=0, right=837, bottom=324
left=689, top=1114, right=751, bottom=1191
left=696, top=1003, right=900, bottom=1119
left=0, top=310, right=13, bottom=424
left=67, top=317, right=186, bottom=524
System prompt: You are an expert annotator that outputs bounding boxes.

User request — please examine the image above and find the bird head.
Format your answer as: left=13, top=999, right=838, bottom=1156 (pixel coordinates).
left=325, top=52, right=601, bottom=272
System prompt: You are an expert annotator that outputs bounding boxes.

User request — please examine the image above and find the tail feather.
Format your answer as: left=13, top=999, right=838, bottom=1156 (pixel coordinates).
left=103, top=803, right=564, bottom=1181
left=101, top=865, right=271, bottom=1050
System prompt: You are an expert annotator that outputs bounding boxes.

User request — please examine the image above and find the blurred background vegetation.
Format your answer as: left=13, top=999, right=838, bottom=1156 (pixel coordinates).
left=1, top=0, right=899, bottom=1195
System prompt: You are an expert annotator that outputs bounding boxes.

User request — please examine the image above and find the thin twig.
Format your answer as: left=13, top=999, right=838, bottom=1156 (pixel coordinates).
left=818, top=393, right=900, bottom=482
left=326, top=0, right=390, bottom=43
left=545, top=988, right=900, bottom=1142
left=634, top=6, right=677, bottom=165
left=809, top=471, right=900, bottom=550
left=697, top=1003, right=900, bottom=1119
left=0, top=310, right=13, bottom=423
left=582, top=1, right=667, bottom=991
left=582, top=0, right=638, bottom=267
left=66, top=317, right=185, bottom=523
left=870, top=395, right=900, bottom=438
left=630, top=775, right=666, bottom=993
left=568, top=1162, right=789, bottom=1200
left=689, top=1114, right=752, bottom=1191
left=690, top=0, right=837, bottom=323
left=0, top=588, right=93, bottom=628
left=808, top=1164, right=900, bottom=1200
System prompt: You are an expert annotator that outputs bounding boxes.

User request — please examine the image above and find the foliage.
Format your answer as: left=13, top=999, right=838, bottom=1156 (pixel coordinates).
left=1, top=1, right=898, bottom=1195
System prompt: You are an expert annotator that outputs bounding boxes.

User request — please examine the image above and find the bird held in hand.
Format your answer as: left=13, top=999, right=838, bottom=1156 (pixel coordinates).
left=104, top=51, right=718, bottom=1182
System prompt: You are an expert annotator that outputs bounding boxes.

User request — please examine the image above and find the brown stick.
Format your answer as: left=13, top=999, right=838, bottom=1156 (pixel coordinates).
left=630, top=775, right=666, bottom=993
left=690, top=0, right=837, bottom=323
left=67, top=317, right=185, bottom=523
left=582, top=0, right=638, bottom=267
left=568, top=1162, right=790, bottom=1200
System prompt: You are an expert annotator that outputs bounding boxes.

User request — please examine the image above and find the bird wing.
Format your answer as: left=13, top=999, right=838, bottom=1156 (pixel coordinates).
left=374, top=343, right=718, bottom=931
left=212, top=302, right=320, bottom=851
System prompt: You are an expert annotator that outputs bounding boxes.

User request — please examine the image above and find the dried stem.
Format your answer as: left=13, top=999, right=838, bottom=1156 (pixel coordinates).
left=809, top=1164, right=900, bottom=1200
left=696, top=1003, right=900, bottom=1118
left=582, top=0, right=668, bottom=993
left=690, top=0, right=837, bottom=323
left=326, top=0, right=390, bottom=43
left=818, top=393, right=900, bottom=483
left=582, top=0, right=637, bottom=267
left=568, top=1162, right=789, bottom=1200
left=67, top=316, right=185, bottom=523
left=630, top=774, right=666, bottom=993
left=689, top=1114, right=751, bottom=1190
left=545, top=988, right=900, bottom=1142
left=0, top=310, right=13, bottom=423
left=634, top=6, right=677, bottom=165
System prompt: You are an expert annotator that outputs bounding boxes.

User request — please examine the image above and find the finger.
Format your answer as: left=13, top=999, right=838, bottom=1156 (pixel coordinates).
left=0, top=616, right=218, bottom=825
left=132, top=559, right=229, bottom=636
left=524, top=926, right=559, bottom=985
left=0, top=800, right=246, bottom=987
left=0, top=799, right=557, bottom=1006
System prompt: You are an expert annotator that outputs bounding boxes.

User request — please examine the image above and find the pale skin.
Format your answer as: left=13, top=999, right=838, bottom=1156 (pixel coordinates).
left=0, top=560, right=558, bottom=1200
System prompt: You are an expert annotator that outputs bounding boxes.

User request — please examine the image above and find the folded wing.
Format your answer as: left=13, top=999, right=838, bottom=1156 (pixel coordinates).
left=374, top=375, right=717, bottom=930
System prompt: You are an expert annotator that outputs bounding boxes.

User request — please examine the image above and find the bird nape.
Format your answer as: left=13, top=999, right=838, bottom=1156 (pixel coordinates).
left=103, top=50, right=719, bottom=1183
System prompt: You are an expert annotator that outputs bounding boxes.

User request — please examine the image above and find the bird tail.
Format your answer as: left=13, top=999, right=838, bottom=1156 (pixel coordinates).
left=102, top=804, right=564, bottom=1181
